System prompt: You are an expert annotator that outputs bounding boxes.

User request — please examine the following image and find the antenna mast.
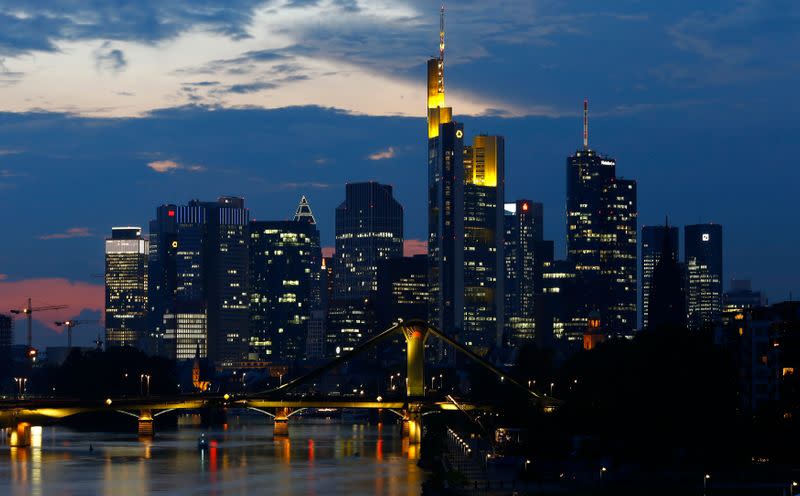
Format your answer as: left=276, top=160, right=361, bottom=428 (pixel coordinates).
left=583, top=98, right=589, bottom=150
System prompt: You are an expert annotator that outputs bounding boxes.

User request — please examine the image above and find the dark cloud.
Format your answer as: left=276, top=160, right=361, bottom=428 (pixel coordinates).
left=224, top=81, right=278, bottom=94
left=93, top=42, right=127, bottom=73
left=0, top=1, right=266, bottom=55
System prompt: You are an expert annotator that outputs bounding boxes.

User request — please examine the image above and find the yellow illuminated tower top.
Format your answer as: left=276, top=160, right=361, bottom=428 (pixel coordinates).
left=427, top=5, right=452, bottom=139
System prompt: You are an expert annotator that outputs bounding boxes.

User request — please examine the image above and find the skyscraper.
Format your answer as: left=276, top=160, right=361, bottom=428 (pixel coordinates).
left=376, top=254, right=429, bottom=331
left=249, top=196, right=321, bottom=362
left=148, top=198, right=249, bottom=364
left=328, top=183, right=402, bottom=356
left=504, top=200, right=543, bottom=346
left=566, top=100, right=638, bottom=337
left=647, top=230, right=687, bottom=331
left=641, top=224, right=679, bottom=329
left=462, top=135, right=505, bottom=353
left=333, top=182, right=403, bottom=300
left=685, top=223, right=723, bottom=329
left=105, top=227, right=148, bottom=348
left=426, top=11, right=464, bottom=338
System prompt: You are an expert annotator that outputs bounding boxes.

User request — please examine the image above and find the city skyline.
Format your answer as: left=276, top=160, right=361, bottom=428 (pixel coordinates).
left=0, top=1, right=798, bottom=346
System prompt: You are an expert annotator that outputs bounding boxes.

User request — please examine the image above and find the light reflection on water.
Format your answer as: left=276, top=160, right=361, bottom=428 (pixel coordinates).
left=0, top=416, right=423, bottom=495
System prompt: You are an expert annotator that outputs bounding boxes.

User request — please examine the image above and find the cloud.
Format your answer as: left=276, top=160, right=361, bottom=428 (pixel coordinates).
left=367, top=146, right=396, bottom=161
left=403, top=239, right=427, bottom=257
left=147, top=159, right=205, bottom=173
left=0, top=277, right=103, bottom=333
left=225, top=81, right=278, bottom=94
left=0, top=1, right=265, bottom=56
left=93, top=42, right=128, bottom=74
left=39, top=227, right=93, bottom=240
left=0, top=274, right=7, bottom=281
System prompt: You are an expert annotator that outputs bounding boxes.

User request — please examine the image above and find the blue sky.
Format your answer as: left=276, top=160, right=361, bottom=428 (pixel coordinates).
left=0, top=0, right=798, bottom=345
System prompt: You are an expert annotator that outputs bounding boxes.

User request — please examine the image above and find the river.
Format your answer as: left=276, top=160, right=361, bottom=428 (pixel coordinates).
left=0, top=415, right=425, bottom=495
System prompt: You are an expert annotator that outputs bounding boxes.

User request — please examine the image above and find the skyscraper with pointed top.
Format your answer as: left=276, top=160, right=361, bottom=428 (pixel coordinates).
left=428, top=6, right=465, bottom=338
left=566, top=100, right=637, bottom=339
left=248, top=196, right=321, bottom=361
left=642, top=222, right=680, bottom=329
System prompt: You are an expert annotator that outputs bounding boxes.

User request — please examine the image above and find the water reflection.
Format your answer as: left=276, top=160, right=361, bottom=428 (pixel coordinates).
left=0, top=417, right=423, bottom=496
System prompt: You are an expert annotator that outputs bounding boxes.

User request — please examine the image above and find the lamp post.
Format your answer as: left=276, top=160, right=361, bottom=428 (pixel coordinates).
left=600, top=466, right=607, bottom=481
left=703, top=474, right=710, bottom=495
left=140, top=374, right=151, bottom=396
left=550, top=382, right=555, bottom=396
left=14, top=377, right=27, bottom=398
left=790, top=481, right=797, bottom=496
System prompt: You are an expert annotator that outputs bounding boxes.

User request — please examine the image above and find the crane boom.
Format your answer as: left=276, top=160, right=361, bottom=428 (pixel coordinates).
left=10, top=298, right=69, bottom=350
left=55, top=319, right=100, bottom=348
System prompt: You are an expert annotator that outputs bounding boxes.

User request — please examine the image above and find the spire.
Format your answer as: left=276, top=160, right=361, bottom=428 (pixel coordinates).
left=583, top=98, right=589, bottom=150
left=293, top=195, right=317, bottom=224
left=438, top=5, right=445, bottom=95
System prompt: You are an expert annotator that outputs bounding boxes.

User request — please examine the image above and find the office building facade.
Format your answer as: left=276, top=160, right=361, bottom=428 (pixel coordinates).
left=249, top=197, right=321, bottom=362
left=504, top=200, right=543, bottom=346
left=566, top=100, right=637, bottom=338
left=104, top=227, right=149, bottom=348
left=685, top=223, right=723, bottom=329
left=641, top=224, right=679, bottom=329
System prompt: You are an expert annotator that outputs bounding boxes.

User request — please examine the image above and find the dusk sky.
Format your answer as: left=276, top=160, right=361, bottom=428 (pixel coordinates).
left=0, top=0, right=797, bottom=346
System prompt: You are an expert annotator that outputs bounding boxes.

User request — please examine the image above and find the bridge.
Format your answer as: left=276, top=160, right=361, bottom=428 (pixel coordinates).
left=0, top=320, right=557, bottom=447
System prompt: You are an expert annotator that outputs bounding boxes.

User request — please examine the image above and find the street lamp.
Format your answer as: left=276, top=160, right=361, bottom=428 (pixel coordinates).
left=140, top=374, right=151, bottom=396
left=703, top=474, right=711, bottom=494
left=550, top=382, right=555, bottom=396
left=600, top=466, right=607, bottom=481
left=790, top=481, right=797, bottom=496
left=14, top=377, right=27, bottom=398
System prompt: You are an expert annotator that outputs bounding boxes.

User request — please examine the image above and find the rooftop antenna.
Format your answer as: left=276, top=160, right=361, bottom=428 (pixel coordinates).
left=583, top=98, right=589, bottom=150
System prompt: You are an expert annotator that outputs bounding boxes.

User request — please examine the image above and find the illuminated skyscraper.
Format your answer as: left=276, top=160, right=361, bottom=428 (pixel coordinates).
left=376, top=254, right=429, bottom=330
left=641, top=224, right=679, bottom=329
left=685, top=223, right=723, bottom=329
left=566, top=100, right=637, bottom=338
left=249, top=196, right=321, bottom=362
left=329, top=183, right=402, bottom=356
left=504, top=200, right=543, bottom=346
left=333, top=182, right=403, bottom=300
left=105, top=227, right=148, bottom=348
left=461, top=135, right=504, bottom=353
left=148, top=198, right=249, bottom=364
left=427, top=8, right=464, bottom=337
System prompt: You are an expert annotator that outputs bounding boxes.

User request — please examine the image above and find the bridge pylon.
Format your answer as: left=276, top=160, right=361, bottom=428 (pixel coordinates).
left=8, top=422, right=31, bottom=448
left=273, top=407, right=290, bottom=438
left=138, top=410, right=154, bottom=437
left=402, top=323, right=429, bottom=398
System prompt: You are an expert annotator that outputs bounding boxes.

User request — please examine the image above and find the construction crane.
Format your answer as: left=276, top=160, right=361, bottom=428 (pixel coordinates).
left=54, top=319, right=100, bottom=348
left=10, top=298, right=68, bottom=349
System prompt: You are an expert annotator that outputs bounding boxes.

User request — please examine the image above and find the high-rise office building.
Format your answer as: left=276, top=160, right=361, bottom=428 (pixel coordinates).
left=328, top=183, right=402, bottom=356
left=504, top=200, right=543, bottom=346
left=148, top=198, right=249, bottom=364
left=641, top=224, right=679, bottom=329
left=566, top=100, right=638, bottom=337
left=685, top=223, right=723, bottom=329
left=647, top=230, right=687, bottom=330
left=462, top=135, right=505, bottom=354
left=333, top=182, right=403, bottom=300
left=105, top=227, right=149, bottom=348
left=723, top=279, right=763, bottom=317
left=426, top=12, right=464, bottom=338
left=376, top=254, right=429, bottom=331
left=249, top=196, right=321, bottom=362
